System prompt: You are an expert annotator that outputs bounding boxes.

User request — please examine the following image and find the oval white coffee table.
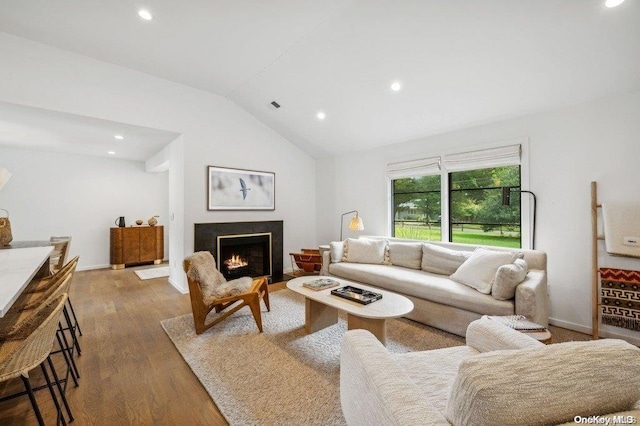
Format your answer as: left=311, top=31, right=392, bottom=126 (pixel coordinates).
left=287, top=276, right=414, bottom=345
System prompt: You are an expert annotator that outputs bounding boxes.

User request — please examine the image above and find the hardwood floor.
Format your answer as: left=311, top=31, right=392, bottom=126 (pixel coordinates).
left=0, top=267, right=289, bottom=425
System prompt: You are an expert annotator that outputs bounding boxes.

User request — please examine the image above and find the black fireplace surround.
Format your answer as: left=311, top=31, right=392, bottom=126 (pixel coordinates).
left=194, top=221, right=283, bottom=283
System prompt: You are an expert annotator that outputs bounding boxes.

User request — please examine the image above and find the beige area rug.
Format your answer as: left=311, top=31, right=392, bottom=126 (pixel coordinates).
left=160, top=289, right=466, bottom=425
left=134, top=266, right=169, bottom=280
left=161, top=289, right=591, bottom=425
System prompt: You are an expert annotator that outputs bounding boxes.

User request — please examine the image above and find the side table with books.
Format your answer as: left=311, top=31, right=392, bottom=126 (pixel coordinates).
left=483, top=315, right=552, bottom=344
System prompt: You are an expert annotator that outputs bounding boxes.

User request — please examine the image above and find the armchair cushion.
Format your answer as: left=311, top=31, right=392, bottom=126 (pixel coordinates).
left=445, top=339, right=640, bottom=426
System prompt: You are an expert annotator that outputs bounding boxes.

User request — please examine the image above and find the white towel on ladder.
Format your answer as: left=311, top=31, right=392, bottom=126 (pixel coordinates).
left=601, top=202, right=640, bottom=258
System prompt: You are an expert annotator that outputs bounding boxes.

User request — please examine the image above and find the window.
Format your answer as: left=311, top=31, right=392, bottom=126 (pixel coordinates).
left=389, top=143, right=526, bottom=249
left=392, top=175, right=441, bottom=241
left=449, top=166, right=521, bottom=248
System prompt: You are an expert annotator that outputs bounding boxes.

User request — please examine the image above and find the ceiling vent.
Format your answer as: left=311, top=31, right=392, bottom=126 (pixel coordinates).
left=270, top=101, right=281, bottom=109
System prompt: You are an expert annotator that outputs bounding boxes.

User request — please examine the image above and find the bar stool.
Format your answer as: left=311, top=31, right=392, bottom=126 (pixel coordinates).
left=0, top=293, right=73, bottom=425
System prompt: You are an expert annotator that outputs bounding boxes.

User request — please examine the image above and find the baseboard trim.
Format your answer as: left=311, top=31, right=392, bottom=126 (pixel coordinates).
left=549, top=317, right=640, bottom=345
left=169, top=276, right=188, bottom=294
left=76, top=264, right=111, bottom=272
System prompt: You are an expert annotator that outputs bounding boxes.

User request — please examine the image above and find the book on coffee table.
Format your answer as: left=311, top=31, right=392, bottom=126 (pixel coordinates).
left=302, top=278, right=340, bottom=291
left=486, top=315, right=547, bottom=331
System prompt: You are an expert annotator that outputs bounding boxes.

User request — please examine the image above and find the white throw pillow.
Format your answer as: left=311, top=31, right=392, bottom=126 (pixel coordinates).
left=421, top=243, right=471, bottom=275
left=491, top=258, right=528, bottom=300
left=329, top=241, right=344, bottom=263
left=450, top=247, right=518, bottom=294
left=388, top=242, right=423, bottom=270
left=343, top=238, right=389, bottom=265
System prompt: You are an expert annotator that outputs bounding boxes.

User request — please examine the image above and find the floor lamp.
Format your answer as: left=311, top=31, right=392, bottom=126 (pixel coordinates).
left=340, top=210, right=364, bottom=241
left=502, top=187, right=537, bottom=249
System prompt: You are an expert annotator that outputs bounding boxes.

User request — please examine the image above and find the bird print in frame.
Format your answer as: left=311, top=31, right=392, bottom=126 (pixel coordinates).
left=207, top=166, right=275, bottom=210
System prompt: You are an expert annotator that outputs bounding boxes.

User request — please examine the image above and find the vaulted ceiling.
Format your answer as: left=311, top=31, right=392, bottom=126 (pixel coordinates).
left=1, top=0, right=639, bottom=158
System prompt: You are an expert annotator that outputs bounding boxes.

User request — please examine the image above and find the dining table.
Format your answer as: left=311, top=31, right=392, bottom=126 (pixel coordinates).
left=0, top=244, right=53, bottom=317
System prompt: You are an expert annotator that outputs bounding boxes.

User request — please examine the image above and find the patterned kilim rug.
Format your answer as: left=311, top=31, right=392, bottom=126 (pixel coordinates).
left=160, top=289, right=464, bottom=425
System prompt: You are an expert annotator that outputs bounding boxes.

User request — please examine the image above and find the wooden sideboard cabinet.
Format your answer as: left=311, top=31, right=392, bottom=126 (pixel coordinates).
left=110, top=226, right=164, bottom=269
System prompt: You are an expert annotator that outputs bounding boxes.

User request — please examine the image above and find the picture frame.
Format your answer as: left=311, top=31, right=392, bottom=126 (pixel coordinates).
left=207, top=166, right=275, bottom=211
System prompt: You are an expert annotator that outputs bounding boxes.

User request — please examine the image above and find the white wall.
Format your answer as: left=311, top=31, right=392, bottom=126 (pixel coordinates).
left=317, top=90, right=640, bottom=340
left=0, top=146, right=168, bottom=269
left=0, top=32, right=317, bottom=291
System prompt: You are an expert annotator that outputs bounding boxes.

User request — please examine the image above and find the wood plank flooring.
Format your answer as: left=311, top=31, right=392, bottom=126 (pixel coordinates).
left=0, top=267, right=289, bottom=425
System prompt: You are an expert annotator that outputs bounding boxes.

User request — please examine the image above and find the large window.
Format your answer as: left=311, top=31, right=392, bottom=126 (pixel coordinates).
left=449, top=166, right=521, bottom=248
left=389, top=143, right=525, bottom=249
left=392, top=175, right=441, bottom=241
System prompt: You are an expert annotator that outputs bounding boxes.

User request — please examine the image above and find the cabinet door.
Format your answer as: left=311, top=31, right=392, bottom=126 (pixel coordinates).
left=122, top=228, right=140, bottom=264
left=139, top=227, right=157, bottom=262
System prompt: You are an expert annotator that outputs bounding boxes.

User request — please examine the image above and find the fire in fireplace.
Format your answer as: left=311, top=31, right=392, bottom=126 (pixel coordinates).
left=217, top=232, right=272, bottom=280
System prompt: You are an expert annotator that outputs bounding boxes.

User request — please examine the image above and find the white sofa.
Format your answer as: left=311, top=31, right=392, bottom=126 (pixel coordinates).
left=321, top=237, right=548, bottom=337
left=341, top=319, right=640, bottom=426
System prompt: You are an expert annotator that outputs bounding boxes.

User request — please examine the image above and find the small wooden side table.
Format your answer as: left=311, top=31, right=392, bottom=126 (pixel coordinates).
left=483, top=315, right=552, bottom=344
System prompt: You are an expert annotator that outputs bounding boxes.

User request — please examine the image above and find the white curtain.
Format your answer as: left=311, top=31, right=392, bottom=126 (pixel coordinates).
left=443, top=144, right=521, bottom=172
left=386, top=156, right=441, bottom=179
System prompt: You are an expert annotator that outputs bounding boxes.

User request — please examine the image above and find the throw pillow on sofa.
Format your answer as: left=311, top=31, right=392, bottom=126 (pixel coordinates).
left=491, top=258, right=528, bottom=300
left=388, top=242, right=423, bottom=270
left=342, top=238, right=390, bottom=265
left=450, top=247, right=518, bottom=294
left=421, top=243, right=471, bottom=275
left=329, top=241, right=344, bottom=263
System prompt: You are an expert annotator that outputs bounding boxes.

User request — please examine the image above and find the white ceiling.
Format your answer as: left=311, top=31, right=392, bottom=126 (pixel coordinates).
left=0, top=102, right=180, bottom=161
left=0, top=0, right=639, bottom=158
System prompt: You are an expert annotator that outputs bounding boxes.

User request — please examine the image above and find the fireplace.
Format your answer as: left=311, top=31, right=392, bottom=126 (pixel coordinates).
left=217, top=233, right=272, bottom=280
left=194, top=221, right=283, bottom=283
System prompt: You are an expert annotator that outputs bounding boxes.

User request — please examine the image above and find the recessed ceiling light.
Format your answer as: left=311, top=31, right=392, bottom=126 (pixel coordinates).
left=317, top=111, right=326, bottom=120
left=108, top=151, right=116, bottom=155
left=138, top=9, right=153, bottom=20
left=390, top=81, right=402, bottom=92
left=605, top=0, right=625, bottom=7
left=114, top=135, right=124, bottom=140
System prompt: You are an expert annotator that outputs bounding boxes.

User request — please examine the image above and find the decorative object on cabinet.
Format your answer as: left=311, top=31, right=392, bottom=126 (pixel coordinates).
left=135, top=219, right=143, bottom=226
left=147, top=215, right=159, bottom=226
left=110, top=225, right=163, bottom=269
left=207, top=166, right=275, bottom=211
left=115, top=216, right=125, bottom=227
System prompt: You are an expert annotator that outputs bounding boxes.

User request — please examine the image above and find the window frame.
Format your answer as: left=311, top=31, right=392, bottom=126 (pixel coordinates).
left=387, top=138, right=533, bottom=249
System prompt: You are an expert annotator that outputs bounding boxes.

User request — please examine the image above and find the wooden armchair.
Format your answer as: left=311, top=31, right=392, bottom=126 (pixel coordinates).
left=183, top=252, right=270, bottom=335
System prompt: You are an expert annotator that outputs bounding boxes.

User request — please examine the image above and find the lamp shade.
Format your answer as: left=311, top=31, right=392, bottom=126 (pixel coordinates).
left=349, top=215, right=364, bottom=231
left=0, top=167, right=12, bottom=191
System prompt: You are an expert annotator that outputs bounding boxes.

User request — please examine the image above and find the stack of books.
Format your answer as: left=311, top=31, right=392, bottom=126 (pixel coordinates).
left=487, top=315, right=546, bottom=331
left=302, top=278, right=340, bottom=291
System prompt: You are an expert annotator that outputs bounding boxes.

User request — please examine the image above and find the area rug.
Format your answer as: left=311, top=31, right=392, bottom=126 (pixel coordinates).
left=134, top=266, right=170, bottom=280
left=160, top=289, right=465, bottom=425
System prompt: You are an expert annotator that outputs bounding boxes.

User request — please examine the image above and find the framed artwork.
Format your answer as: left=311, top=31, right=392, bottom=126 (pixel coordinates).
left=207, top=166, right=275, bottom=211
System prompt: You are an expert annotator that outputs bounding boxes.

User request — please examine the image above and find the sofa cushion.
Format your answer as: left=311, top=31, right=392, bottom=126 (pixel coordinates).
left=421, top=243, right=471, bottom=275
left=450, top=247, right=518, bottom=294
left=329, top=241, right=344, bottom=263
left=445, top=339, right=640, bottom=426
left=492, top=258, right=528, bottom=300
left=389, top=242, right=423, bottom=270
left=329, top=263, right=514, bottom=316
left=343, top=238, right=389, bottom=265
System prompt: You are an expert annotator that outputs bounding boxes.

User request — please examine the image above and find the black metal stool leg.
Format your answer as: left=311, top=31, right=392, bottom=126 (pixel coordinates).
left=63, top=306, right=81, bottom=356
left=40, top=362, right=66, bottom=426
left=67, top=297, right=82, bottom=337
left=21, top=374, right=45, bottom=426
left=48, top=355, right=74, bottom=423
left=57, top=323, right=80, bottom=383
